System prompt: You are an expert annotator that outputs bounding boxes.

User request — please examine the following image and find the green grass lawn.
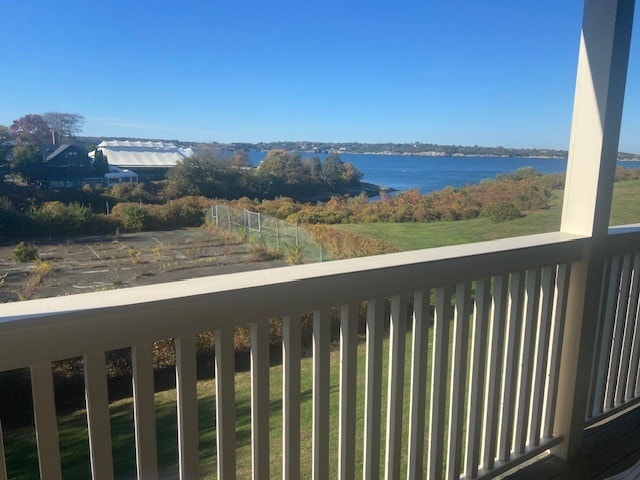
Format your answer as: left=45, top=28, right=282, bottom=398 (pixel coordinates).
left=3, top=331, right=431, bottom=480
left=334, top=179, right=640, bottom=251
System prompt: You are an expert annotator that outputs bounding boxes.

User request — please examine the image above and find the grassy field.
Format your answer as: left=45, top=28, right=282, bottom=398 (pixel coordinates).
left=334, top=179, right=640, bottom=250
left=3, top=332, right=427, bottom=480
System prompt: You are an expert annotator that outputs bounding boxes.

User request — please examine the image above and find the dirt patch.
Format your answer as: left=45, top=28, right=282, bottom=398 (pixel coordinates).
left=0, top=228, right=287, bottom=303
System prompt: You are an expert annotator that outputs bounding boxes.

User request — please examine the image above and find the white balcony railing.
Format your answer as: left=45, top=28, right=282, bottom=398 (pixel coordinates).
left=0, top=230, right=601, bottom=479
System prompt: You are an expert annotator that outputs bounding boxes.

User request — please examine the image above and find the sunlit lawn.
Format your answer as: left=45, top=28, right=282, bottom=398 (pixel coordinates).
left=3, top=331, right=434, bottom=480
left=335, top=179, right=640, bottom=250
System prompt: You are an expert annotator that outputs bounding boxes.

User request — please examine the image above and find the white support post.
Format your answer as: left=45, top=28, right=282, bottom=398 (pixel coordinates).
left=553, top=0, right=635, bottom=460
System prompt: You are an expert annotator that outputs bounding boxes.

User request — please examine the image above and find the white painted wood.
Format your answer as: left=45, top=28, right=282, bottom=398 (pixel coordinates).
left=0, top=232, right=586, bottom=374
left=312, top=309, right=330, bottom=480
left=339, top=303, right=358, bottom=480
left=481, top=274, right=509, bottom=470
left=251, top=321, right=270, bottom=480
left=385, top=294, right=407, bottom=480
left=446, top=282, right=472, bottom=480
left=427, top=286, right=452, bottom=480
left=514, top=269, right=541, bottom=455
left=528, top=266, right=556, bottom=447
left=174, top=335, right=199, bottom=480
left=84, top=351, right=114, bottom=480
left=30, top=362, right=62, bottom=480
left=606, top=254, right=632, bottom=408
left=0, top=418, right=6, bottom=480
left=131, top=343, right=158, bottom=479
left=464, top=278, right=491, bottom=478
left=364, top=298, right=384, bottom=480
left=215, top=327, right=236, bottom=480
left=553, top=0, right=635, bottom=460
left=618, top=254, right=640, bottom=403
left=560, top=1, right=634, bottom=238
left=407, top=291, right=430, bottom=480
left=592, top=256, right=622, bottom=416
left=586, top=258, right=613, bottom=419
left=543, top=264, right=570, bottom=439
left=498, top=271, right=525, bottom=462
left=283, top=315, right=301, bottom=480
left=624, top=254, right=640, bottom=400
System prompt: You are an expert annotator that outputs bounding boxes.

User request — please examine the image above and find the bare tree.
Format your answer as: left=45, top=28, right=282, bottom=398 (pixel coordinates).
left=42, top=112, right=85, bottom=142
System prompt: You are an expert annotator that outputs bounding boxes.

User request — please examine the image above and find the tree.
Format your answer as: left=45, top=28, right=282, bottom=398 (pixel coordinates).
left=11, top=145, right=45, bottom=183
left=10, top=114, right=51, bottom=145
left=320, top=153, right=345, bottom=188
left=0, top=126, right=11, bottom=177
left=93, top=149, right=109, bottom=175
left=226, top=150, right=252, bottom=168
left=42, top=112, right=85, bottom=142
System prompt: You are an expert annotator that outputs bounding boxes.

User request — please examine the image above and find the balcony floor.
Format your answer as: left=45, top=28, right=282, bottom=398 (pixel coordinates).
left=505, top=405, right=640, bottom=479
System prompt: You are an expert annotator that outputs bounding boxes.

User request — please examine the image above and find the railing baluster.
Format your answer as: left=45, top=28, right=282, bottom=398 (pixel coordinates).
left=251, top=321, right=270, bottom=480
left=407, top=291, right=430, bottom=480
left=621, top=254, right=640, bottom=401
left=175, top=335, right=199, bottom=480
left=514, top=269, right=541, bottom=454
left=624, top=254, right=640, bottom=399
left=464, top=278, right=491, bottom=478
left=592, top=255, right=621, bottom=416
left=586, top=258, right=611, bottom=419
left=313, top=309, right=330, bottom=480
left=132, top=343, right=158, bottom=480
left=385, top=294, right=408, bottom=480
left=364, top=298, right=384, bottom=480
left=30, top=362, right=62, bottom=480
left=606, top=254, right=632, bottom=409
left=428, top=286, right=452, bottom=480
left=339, top=303, right=358, bottom=480
left=84, top=351, right=114, bottom=480
left=283, top=315, right=301, bottom=480
left=543, top=264, right=570, bottom=439
left=529, top=267, right=556, bottom=447
left=446, top=282, right=472, bottom=480
left=498, top=271, right=525, bottom=462
left=482, top=274, right=509, bottom=470
left=215, top=327, right=236, bottom=480
left=0, top=418, right=6, bottom=480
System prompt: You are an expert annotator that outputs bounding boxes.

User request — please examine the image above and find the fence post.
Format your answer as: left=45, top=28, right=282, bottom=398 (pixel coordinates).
left=226, top=207, right=231, bottom=231
left=276, top=220, right=280, bottom=250
left=295, top=224, right=299, bottom=248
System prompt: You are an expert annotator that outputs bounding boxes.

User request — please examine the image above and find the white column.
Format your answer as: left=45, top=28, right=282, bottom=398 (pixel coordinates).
left=553, top=0, right=635, bottom=460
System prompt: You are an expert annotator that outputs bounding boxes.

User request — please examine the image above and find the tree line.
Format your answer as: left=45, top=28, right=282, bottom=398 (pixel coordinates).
left=0, top=112, right=88, bottom=182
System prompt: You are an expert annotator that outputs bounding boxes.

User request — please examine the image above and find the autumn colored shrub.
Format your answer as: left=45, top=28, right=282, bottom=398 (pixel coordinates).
left=309, top=224, right=398, bottom=259
left=483, top=201, right=522, bottom=223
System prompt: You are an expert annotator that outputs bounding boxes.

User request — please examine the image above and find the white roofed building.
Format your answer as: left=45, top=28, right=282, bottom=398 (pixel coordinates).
left=90, top=140, right=194, bottom=179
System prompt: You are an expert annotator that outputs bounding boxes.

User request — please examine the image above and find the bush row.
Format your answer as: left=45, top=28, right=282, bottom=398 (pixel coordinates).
left=0, top=196, right=207, bottom=238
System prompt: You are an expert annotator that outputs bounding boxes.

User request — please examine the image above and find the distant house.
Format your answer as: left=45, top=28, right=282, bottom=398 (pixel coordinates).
left=90, top=140, right=194, bottom=179
left=38, top=144, right=138, bottom=188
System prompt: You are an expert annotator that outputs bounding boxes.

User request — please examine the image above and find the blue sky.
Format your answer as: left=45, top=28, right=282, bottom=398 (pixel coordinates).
left=1, top=1, right=639, bottom=151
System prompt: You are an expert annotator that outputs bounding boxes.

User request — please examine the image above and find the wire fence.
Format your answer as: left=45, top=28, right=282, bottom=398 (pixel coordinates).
left=208, top=204, right=326, bottom=263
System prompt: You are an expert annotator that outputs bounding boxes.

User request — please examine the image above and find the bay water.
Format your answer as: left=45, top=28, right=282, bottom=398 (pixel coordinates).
left=246, top=151, right=639, bottom=194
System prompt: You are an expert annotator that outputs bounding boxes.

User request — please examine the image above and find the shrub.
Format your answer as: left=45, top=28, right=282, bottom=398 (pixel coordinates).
left=29, top=201, right=94, bottom=235
left=484, top=201, right=522, bottom=223
left=0, top=197, right=24, bottom=236
left=12, top=242, right=39, bottom=262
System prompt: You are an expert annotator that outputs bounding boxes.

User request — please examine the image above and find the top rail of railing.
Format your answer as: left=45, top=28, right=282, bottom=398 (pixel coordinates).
left=0, top=231, right=587, bottom=372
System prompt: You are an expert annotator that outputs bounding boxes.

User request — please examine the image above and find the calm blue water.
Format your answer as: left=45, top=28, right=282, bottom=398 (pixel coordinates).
left=246, top=151, right=640, bottom=194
